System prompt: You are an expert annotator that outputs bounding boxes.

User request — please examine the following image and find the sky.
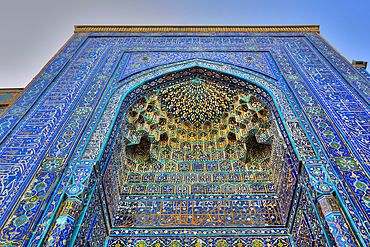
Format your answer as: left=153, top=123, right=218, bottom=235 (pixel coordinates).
left=0, top=0, right=369, bottom=88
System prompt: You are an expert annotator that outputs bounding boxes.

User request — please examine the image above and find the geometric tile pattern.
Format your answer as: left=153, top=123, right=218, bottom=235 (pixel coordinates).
left=114, top=196, right=283, bottom=227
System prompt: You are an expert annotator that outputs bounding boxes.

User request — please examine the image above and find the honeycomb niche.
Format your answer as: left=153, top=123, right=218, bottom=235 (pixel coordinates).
left=121, top=75, right=285, bottom=196
left=110, top=68, right=296, bottom=229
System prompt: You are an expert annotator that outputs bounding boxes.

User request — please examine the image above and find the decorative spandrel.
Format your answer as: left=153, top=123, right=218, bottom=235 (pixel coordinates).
left=120, top=76, right=285, bottom=196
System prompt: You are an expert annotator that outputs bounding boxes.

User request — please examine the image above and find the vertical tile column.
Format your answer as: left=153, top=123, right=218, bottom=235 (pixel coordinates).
left=317, top=195, right=358, bottom=246
left=44, top=198, right=82, bottom=247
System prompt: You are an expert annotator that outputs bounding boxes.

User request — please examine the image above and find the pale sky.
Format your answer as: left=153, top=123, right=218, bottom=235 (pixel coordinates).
left=0, top=0, right=369, bottom=88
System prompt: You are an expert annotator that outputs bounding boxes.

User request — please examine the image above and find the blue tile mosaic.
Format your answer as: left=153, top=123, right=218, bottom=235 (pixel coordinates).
left=0, top=28, right=367, bottom=247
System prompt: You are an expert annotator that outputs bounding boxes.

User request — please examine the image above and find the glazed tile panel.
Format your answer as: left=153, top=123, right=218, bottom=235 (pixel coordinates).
left=0, top=39, right=123, bottom=244
left=107, top=236, right=292, bottom=247
left=114, top=196, right=283, bottom=228
left=285, top=36, right=370, bottom=164
left=119, top=52, right=277, bottom=80
left=0, top=35, right=86, bottom=143
left=0, top=37, right=108, bottom=225
left=356, top=67, right=370, bottom=85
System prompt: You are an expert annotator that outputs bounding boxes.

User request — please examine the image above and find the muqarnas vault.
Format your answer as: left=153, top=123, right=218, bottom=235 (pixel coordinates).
left=0, top=25, right=369, bottom=247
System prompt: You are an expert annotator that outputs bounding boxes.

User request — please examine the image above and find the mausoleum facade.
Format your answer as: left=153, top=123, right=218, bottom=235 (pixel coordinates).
left=0, top=25, right=369, bottom=247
